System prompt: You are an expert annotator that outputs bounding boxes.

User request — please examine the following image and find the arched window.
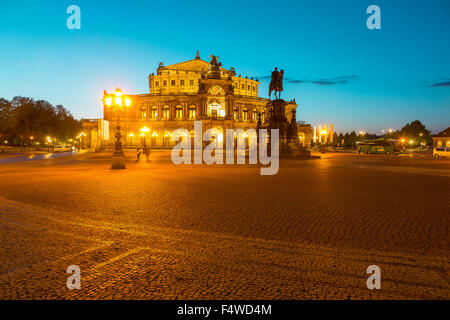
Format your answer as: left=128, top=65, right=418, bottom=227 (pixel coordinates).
left=242, top=108, right=248, bottom=121
left=233, top=107, right=238, bottom=120
left=208, top=103, right=225, bottom=119
left=140, top=106, right=147, bottom=119
left=175, top=105, right=183, bottom=120
left=188, top=105, right=196, bottom=120
left=162, top=105, right=170, bottom=120
left=252, top=108, right=257, bottom=121
left=151, top=106, right=157, bottom=119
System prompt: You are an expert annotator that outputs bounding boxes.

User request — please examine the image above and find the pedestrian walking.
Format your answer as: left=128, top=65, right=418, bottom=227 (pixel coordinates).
left=143, top=145, right=150, bottom=161
left=136, top=147, right=141, bottom=161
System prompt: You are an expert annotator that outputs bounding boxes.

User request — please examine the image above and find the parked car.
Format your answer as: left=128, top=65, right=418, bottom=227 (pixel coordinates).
left=54, top=145, right=65, bottom=152
left=54, top=145, right=72, bottom=152
left=433, top=147, right=450, bottom=157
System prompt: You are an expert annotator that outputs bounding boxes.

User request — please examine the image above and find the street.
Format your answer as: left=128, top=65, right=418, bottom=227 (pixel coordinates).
left=0, top=152, right=449, bottom=299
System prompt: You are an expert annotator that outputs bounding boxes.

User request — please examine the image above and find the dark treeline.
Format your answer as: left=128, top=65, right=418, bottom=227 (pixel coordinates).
left=332, top=120, right=432, bottom=148
left=0, top=96, right=81, bottom=146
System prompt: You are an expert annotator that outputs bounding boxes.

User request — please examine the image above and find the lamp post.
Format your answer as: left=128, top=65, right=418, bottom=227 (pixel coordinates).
left=151, top=131, right=158, bottom=149
left=46, top=136, right=52, bottom=152
left=163, top=132, right=171, bottom=149
left=77, top=132, right=86, bottom=151
left=140, top=132, right=146, bottom=147
left=140, top=126, right=150, bottom=147
left=401, top=138, right=406, bottom=151
left=103, top=88, right=131, bottom=169
left=81, top=132, right=86, bottom=149
left=319, top=129, right=328, bottom=153
left=128, top=133, right=134, bottom=147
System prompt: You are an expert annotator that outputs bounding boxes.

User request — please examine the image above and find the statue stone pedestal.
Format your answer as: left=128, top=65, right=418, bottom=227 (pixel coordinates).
left=111, top=152, right=126, bottom=170
left=266, top=99, right=311, bottom=159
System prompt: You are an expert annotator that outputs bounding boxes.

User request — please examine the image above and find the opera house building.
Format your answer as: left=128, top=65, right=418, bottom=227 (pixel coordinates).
left=82, top=52, right=311, bottom=149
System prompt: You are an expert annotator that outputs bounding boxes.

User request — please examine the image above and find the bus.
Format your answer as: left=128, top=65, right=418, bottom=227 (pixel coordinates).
left=357, top=139, right=398, bottom=155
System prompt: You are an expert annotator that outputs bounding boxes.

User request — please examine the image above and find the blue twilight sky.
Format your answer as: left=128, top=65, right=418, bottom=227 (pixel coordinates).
left=0, top=0, right=449, bottom=133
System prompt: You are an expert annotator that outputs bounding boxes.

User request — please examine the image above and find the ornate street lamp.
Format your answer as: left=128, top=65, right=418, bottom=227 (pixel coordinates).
left=103, top=88, right=131, bottom=169
left=140, top=126, right=150, bottom=147
left=128, top=132, right=135, bottom=146
left=139, top=132, right=146, bottom=147
left=151, top=131, right=158, bottom=149
left=76, top=132, right=86, bottom=151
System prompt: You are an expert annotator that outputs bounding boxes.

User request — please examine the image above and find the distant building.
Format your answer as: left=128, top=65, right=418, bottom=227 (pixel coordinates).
left=296, top=121, right=312, bottom=148
left=432, top=127, right=450, bottom=147
left=80, top=119, right=109, bottom=150
left=312, top=124, right=334, bottom=145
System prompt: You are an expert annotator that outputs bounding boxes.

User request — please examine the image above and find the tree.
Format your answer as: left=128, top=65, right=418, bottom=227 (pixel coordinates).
left=349, top=131, right=357, bottom=147
left=343, top=133, right=350, bottom=147
left=0, top=98, right=13, bottom=138
left=400, top=120, right=431, bottom=146
left=0, top=96, right=81, bottom=146
left=332, top=132, right=338, bottom=146
left=337, top=133, right=344, bottom=146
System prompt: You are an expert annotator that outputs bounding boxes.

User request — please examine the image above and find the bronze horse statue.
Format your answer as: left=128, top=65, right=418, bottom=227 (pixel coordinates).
left=269, top=68, right=284, bottom=100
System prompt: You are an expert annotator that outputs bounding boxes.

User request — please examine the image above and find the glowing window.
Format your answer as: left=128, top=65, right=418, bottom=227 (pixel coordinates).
left=163, top=106, right=170, bottom=119
left=175, top=106, right=183, bottom=119
left=242, top=108, right=248, bottom=120
left=189, top=106, right=196, bottom=119
left=140, top=106, right=147, bottom=119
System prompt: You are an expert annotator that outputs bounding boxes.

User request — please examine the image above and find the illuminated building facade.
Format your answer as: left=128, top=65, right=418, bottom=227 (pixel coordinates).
left=432, top=127, right=450, bottom=147
left=312, top=124, right=334, bottom=145
left=98, top=52, right=303, bottom=148
left=81, top=52, right=313, bottom=150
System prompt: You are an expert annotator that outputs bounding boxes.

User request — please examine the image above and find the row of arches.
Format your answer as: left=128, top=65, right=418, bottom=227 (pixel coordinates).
left=141, top=104, right=197, bottom=121
left=123, top=126, right=259, bottom=149
left=138, top=103, right=267, bottom=123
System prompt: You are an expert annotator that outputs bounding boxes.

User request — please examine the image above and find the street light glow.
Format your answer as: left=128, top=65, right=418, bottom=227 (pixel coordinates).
left=104, top=96, right=112, bottom=106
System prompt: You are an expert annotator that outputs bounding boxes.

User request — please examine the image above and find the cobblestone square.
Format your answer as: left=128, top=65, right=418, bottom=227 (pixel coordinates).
left=0, top=152, right=448, bottom=299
